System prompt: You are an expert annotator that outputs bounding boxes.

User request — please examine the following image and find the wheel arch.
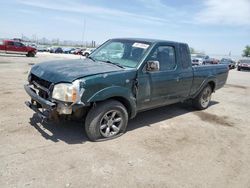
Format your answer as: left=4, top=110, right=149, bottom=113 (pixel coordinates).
left=86, top=86, right=137, bottom=119
left=192, top=77, right=217, bottom=98
left=207, top=81, right=216, bottom=92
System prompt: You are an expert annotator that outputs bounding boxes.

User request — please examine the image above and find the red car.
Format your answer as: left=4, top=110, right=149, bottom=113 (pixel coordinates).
left=0, top=40, right=37, bottom=57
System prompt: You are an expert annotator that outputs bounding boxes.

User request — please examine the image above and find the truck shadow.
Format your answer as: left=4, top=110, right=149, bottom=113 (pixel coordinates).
left=127, top=101, right=219, bottom=131
left=29, top=115, right=88, bottom=144
left=29, top=101, right=219, bottom=144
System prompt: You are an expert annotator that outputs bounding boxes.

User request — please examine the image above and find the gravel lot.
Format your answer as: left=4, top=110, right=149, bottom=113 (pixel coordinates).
left=0, top=53, right=250, bottom=188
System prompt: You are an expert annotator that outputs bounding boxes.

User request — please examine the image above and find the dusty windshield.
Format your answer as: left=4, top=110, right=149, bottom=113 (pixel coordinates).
left=89, top=39, right=151, bottom=68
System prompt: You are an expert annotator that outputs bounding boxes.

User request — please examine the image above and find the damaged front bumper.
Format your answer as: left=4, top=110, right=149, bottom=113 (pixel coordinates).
left=24, top=84, right=87, bottom=121
left=24, top=84, right=56, bottom=120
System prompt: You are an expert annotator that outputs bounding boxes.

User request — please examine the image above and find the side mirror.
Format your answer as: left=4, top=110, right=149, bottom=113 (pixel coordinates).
left=146, top=61, right=160, bottom=72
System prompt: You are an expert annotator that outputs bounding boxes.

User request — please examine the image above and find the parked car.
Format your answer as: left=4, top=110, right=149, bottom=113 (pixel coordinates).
left=70, top=48, right=79, bottom=54
left=63, top=48, right=75, bottom=54
left=72, top=48, right=83, bottom=55
left=49, top=47, right=63, bottom=53
left=191, top=54, right=209, bottom=66
left=24, top=38, right=229, bottom=141
left=46, top=47, right=53, bottom=52
left=220, top=58, right=235, bottom=69
left=237, top=59, right=250, bottom=71
left=82, top=48, right=96, bottom=57
left=54, top=47, right=63, bottom=53
left=0, top=40, right=37, bottom=57
left=37, top=46, right=47, bottom=52
left=204, top=58, right=220, bottom=64
left=49, top=47, right=56, bottom=53
left=27, top=43, right=37, bottom=49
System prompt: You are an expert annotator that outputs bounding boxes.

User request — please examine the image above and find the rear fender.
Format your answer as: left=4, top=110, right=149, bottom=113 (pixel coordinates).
left=192, top=76, right=217, bottom=98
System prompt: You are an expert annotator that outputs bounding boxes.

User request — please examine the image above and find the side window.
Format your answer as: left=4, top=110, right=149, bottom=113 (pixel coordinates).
left=14, top=42, right=23, bottom=47
left=149, top=46, right=176, bottom=71
left=7, top=41, right=14, bottom=46
left=179, top=44, right=191, bottom=69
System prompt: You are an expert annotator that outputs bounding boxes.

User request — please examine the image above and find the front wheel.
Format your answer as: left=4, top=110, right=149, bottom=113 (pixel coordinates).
left=85, top=100, right=128, bottom=141
left=84, top=53, right=90, bottom=57
left=193, top=85, right=212, bottom=110
left=26, top=51, right=35, bottom=57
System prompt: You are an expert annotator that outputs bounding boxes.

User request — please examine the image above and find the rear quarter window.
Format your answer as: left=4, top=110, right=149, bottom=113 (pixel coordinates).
left=7, top=41, right=14, bottom=46
left=179, top=44, right=191, bottom=69
left=0, top=40, right=3, bottom=45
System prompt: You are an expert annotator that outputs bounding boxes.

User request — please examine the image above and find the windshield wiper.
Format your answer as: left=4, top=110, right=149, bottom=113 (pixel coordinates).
left=101, top=60, right=124, bottom=69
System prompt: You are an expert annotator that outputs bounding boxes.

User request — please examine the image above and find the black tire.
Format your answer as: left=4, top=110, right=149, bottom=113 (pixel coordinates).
left=237, top=67, right=241, bottom=71
left=26, top=51, right=35, bottom=57
left=84, top=53, right=90, bottom=57
left=85, top=100, right=128, bottom=141
left=193, top=85, right=212, bottom=110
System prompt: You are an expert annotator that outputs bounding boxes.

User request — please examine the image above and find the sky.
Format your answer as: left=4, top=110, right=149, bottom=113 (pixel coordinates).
left=0, top=0, right=250, bottom=56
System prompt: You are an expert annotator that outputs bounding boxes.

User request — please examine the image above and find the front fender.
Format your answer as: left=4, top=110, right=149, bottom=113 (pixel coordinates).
left=86, top=86, right=137, bottom=118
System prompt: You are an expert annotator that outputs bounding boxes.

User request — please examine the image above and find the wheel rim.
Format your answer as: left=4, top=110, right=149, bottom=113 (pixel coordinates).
left=99, top=110, right=123, bottom=138
left=200, top=87, right=211, bottom=108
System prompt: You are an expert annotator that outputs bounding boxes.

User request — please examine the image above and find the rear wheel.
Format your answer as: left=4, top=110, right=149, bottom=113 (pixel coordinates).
left=26, top=51, right=35, bottom=57
left=193, top=85, right=212, bottom=110
left=85, top=100, right=128, bottom=141
left=237, top=67, right=241, bottom=71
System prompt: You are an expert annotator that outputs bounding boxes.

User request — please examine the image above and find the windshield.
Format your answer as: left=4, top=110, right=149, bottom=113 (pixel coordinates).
left=89, top=39, right=151, bottom=68
left=220, top=59, right=232, bottom=64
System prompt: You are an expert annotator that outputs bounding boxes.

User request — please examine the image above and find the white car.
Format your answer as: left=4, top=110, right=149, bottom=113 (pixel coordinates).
left=82, top=48, right=95, bottom=57
left=191, top=54, right=209, bottom=66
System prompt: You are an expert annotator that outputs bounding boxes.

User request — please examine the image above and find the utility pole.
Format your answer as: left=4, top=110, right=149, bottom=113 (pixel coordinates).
left=82, top=18, right=86, bottom=48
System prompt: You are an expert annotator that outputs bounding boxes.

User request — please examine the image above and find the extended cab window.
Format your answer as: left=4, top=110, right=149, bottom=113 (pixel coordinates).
left=179, top=44, right=191, bottom=69
left=149, top=46, right=176, bottom=71
left=7, top=41, right=14, bottom=46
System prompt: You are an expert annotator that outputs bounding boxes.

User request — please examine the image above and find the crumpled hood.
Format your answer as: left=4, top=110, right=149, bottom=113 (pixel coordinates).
left=30, top=59, right=123, bottom=83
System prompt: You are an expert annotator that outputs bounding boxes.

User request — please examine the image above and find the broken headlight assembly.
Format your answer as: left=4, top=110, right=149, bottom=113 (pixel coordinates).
left=52, top=80, right=84, bottom=103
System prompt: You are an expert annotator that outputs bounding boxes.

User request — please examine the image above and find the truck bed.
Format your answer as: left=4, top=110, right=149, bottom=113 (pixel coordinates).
left=190, top=64, right=228, bottom=96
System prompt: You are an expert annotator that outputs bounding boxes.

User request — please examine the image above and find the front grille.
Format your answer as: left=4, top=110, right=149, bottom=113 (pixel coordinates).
left=31, top=74, right=52, bottom=89
left=30, top=74, right=52, bottom=100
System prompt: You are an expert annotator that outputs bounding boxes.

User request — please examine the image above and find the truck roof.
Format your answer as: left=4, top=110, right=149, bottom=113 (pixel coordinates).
left=2, top=39, right=16, bottom=42
left=112, top=38, right=187, bottom=45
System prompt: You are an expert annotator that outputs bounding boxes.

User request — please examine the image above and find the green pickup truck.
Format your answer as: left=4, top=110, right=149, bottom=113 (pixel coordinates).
left=25, top=38, right=229, bottom=141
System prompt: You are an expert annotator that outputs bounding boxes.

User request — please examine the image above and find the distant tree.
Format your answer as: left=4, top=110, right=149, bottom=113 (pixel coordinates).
left=242, top=45, right=250, bottom=57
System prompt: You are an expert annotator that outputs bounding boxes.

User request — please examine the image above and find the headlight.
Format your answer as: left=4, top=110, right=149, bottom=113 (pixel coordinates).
left=52, top=80, right=84, bottom=103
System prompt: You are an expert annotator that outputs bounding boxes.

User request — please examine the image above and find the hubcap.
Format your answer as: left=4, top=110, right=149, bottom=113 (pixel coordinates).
left=99, top=110, right=122, bottom=138
left=201, top=87, right=211, bottom=108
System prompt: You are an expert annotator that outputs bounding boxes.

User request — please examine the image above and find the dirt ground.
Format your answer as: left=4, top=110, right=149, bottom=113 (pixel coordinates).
left=0, top=53, right=250, bottom=188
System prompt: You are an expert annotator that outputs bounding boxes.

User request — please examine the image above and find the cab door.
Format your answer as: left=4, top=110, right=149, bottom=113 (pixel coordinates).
left=5, top=41, right=15, bottom=53
left=13, top=42, right=27, bottom=54
left=136, top=44, right=182, bottom=110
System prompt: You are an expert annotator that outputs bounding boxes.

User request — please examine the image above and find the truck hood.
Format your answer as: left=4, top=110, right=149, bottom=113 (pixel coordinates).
left=30, top=59, right=124, bottom=83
